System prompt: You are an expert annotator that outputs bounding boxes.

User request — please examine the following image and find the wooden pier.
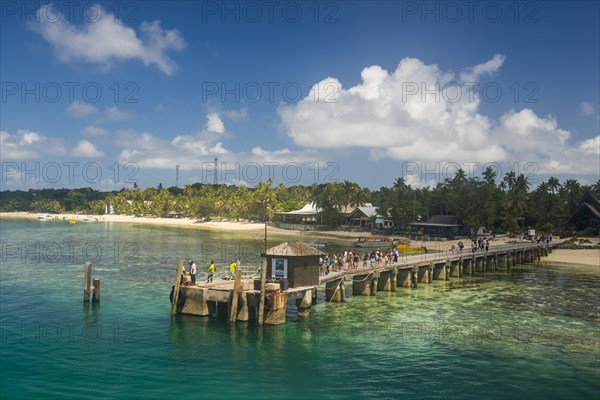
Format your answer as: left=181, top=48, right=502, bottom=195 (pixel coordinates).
left=170, top=242, right=557, bottom=325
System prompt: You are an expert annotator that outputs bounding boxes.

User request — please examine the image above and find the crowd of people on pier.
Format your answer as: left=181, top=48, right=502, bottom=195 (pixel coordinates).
left=317, top=233, right=553, bottom=276
left=318, top=248, right=402, bottom=276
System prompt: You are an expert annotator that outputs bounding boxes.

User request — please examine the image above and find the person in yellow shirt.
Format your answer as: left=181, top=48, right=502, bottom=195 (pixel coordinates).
left=207, top=260, right=215, bottom=283
left=229, top=260, right=237, bottom=279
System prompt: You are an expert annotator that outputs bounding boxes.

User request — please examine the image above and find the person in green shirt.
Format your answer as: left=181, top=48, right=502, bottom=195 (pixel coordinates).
left=207, top=261, right=215, bottom=283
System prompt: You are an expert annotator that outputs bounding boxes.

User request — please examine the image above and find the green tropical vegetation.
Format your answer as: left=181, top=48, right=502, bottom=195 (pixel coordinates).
left=2, top=171, right=599, bottom=235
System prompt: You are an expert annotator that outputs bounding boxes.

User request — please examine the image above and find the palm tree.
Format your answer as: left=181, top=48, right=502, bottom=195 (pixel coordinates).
left=514, top=173, right=530, bottom=192
left=560, top=179, right=583, bottom=214
left=418, top=186, right=432, bottom=220
left=592, top=179, right=600, bottom=198
left=341, top=180, right=362, bottom=207
left=482, top=166, right=497, bottom=186
left=501, top=170, right=516, bottom=192
left=547, top=176, right=561, bottom=195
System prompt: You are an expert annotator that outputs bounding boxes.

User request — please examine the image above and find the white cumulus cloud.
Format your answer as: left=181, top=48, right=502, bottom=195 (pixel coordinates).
left=580, top=101, right=595, bottom=116
left=0, top=129, right=65, bottom=159
left=82, top=126, right=109, bottom=137
left=223, top=108, right=249, bottom=121
left=115, top=113, right=321, bottom=171
left=206, top=113, right=225, bottom=133
left=459, top=53, right=506, bottom=82
left=30, top=3, right=186, bottom=75
left=105, top=106, right=135, bottom=121
left=278, top=55, right=598, bottom=177
left=73, top=139, right=104, bottom=157
left=66, top=101, right=99, bottom=117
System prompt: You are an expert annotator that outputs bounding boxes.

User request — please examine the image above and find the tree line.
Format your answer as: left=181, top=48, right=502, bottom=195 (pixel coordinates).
left=2, top=169, right=599, bottom=235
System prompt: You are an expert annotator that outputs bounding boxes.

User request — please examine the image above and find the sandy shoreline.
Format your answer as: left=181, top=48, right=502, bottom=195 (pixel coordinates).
left=3, top=212, right=598, bottom=266
left=541, top=249, right=599, bottom=267
left=0, top=211, right=365, bottom=239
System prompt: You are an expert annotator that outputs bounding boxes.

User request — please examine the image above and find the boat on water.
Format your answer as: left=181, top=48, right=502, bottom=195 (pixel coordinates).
left=37, top=214, right=48, bottom=221
left=352, top=236, right=393, bottom=248
left=68, top=219, right=77, bottom=225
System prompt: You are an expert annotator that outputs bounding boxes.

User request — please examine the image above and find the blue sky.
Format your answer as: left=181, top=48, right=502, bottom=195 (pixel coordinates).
left=1, top=1, right=599, bottom=191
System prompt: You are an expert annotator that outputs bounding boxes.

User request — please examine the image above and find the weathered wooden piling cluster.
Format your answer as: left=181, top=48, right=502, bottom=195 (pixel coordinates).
left=83, top=261, right=100, bottom=304
left=170, top=242, right=556, bottom=325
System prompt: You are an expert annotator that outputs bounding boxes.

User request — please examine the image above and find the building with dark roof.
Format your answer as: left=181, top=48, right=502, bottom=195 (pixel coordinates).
left=345, top=203, right=390, bottom=230
left=407, top=215, right=463, bottom=239
left=564, top=192, right=600, bottom=232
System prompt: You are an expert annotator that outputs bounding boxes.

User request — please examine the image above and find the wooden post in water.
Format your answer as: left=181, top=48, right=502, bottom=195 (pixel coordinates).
left=410, top=269, right=418, bottom=288
left=371, top=275, right=378, bottom=296
left=258, top=258, right=267, bottom=325
left=83, top=262, right=92, bottom=302
left=229, top=269, right=242, bottom=322
left=170, top=259, right=184, bottom=316
left=92, top=279, right=100, bottom=303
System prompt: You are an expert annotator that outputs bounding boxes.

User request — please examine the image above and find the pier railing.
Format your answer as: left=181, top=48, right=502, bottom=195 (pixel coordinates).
left=321, top=241, right=555, bottom=274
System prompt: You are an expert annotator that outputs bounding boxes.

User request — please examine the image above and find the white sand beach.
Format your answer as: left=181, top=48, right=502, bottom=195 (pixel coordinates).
left=0, top=211, right=364, bottom=239
left=542, top=248, right=600, bottom=267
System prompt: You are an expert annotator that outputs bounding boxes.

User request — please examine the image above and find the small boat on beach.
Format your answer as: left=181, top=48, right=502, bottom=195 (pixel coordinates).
left=304, top=242, right=328, bottom=249
left=352, top=236, right=393, bottom=248
left=37, top=214, right=48, bottom=221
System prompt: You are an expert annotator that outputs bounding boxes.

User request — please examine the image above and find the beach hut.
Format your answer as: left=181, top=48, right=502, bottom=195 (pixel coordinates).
left=564, top=191, right=600, bottom=232
left=346, top=203, right=388, bottom=230
left=264, top=241, right=321, bottom=289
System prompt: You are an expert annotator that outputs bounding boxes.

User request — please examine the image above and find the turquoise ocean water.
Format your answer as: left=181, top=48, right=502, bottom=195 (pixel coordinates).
left=1, top=219, right=598, bottom=399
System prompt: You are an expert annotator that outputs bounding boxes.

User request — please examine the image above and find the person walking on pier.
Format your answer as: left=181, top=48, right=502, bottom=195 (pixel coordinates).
left=207, top=261, right=215, bottom=283
left=189, top=260, right=197, bottom=285
left=229, top=260, right=237, bottom=279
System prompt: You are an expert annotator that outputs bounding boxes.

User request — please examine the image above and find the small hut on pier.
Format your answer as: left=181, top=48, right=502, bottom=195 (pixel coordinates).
left=264, top=241, right=321, bottom=289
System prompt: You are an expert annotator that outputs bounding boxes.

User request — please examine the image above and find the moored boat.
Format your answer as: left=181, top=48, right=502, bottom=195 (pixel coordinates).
left=352, top=235, right=393, bottom=248
left=304, top=242, right=328, bottom=249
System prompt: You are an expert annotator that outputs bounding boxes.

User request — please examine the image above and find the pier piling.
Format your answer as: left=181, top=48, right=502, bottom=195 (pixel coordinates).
left=296, top=289, right=313, bottom=317
left=410, top=268, right=418, bottom=288
left=229, top=269, right=242, bottom=322
left=353, top=273, right=373, bottom=296
left=170, top=259, right=184, bottom=316
left=83, top=262, right=92, bottom=302
left=397, top=268, right=411, bottom=287
left=92, top=279, right=100, bottom=303
left=327, top=277, right=346, bottom=302
left=433, top=262, right=447, bottom=280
